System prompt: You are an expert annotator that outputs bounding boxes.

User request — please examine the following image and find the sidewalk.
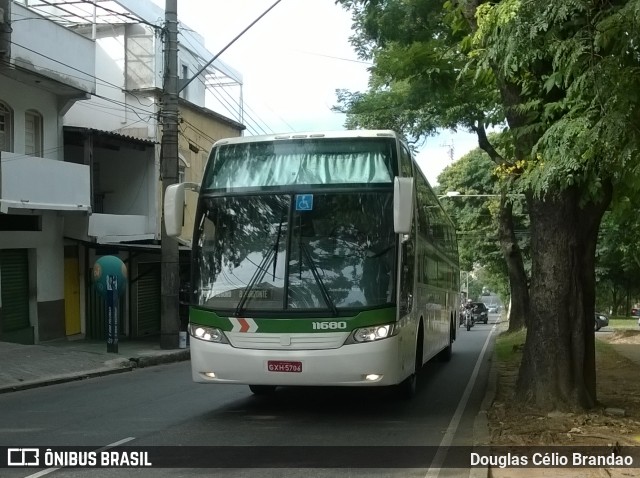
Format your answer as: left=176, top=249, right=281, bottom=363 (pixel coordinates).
left=0, top=336, right=190, bottom=394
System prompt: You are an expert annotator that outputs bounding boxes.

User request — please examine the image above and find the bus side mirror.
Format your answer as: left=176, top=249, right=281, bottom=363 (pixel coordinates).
left=164, top=184, right=185, bottom=237
left=164, top=182, right=200, bottom=237
left=394, top=176, right=414, bottom=234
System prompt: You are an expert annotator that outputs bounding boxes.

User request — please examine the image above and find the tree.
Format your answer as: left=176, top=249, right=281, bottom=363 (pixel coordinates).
left=338, top=0, right=640, bottom=410
left=334, top=0, right=530, bottom=333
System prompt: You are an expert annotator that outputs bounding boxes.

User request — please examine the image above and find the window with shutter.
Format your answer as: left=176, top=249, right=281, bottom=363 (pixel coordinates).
left=25, top=110, right=43, bottom=157
left=0, top=101, right=13, bottom=152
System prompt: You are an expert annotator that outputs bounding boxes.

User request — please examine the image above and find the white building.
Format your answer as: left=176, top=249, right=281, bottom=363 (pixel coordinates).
left=0, top=0, right=245, bottom=344
left=0, top=0, right=95, bottom=343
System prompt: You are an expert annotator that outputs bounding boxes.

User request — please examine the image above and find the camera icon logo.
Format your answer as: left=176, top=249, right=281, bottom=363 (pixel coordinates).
left=7, top=448, right=40, bottom=466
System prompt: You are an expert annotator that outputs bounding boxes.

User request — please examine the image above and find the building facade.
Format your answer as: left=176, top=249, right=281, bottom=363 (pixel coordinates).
left=0, top=0, right=244, bottom=344
left=0, top=0, right=95, bottom=343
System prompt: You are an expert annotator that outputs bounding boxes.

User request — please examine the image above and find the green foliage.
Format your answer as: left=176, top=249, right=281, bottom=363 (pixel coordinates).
left=436, top=146, right=530, bottom=293
left=595, top=190, right=640, bottom=314
left=335, top=0, right=504, bottom=144
left=468, top=0, right=640, bottom=198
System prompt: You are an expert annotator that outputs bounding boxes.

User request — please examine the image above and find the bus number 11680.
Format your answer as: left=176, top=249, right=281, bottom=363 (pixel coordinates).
left=312, top=321, right=347, bottom=330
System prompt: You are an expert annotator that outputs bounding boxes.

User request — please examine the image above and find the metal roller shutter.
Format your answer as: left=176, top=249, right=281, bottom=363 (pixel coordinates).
left=1, top=249, right=30, bottom=332
left=137, top=262, right=160, bottom=336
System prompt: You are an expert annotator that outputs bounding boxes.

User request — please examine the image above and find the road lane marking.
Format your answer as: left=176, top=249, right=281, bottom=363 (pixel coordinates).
left=24, top=436, right=136, bottom=478
left=424, top=323, right=497, bottom=478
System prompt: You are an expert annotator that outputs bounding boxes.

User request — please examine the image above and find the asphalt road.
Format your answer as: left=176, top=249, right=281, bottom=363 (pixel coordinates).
left=0, top=316, right=500, bottom=478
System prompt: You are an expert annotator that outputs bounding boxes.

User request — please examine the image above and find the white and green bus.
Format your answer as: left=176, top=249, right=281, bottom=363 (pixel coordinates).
left=164, top=130, right=459, bottom=397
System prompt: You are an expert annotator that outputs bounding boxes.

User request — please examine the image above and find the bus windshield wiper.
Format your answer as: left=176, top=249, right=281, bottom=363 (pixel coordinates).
left=272, top=214, right=284, bottom=281
left=299, top=242, right=338, bottom=317
left=234, top=247, right=275, bottom=317
left=235, top=214, right=286, bottom=316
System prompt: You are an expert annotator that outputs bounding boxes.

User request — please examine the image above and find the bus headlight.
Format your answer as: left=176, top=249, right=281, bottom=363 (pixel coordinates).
left=189, top=323, right=228, bottom=343
left=347, top=324, right=397, bottom=343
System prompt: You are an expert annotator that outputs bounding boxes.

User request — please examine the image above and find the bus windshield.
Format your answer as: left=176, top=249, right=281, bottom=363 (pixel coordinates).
left=202, top=138, right=395, bottom=190
left=193, top=192, right=396, bottom=314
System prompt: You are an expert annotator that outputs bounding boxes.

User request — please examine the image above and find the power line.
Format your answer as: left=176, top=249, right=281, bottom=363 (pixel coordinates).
left=0, top=58, right=157, bottom=125
left=204, top=82, right=270, bottom=135
left=0, top=117, right=156, bottom=164
left=179, top=0, right=284, bottom=94
left=177, top=30, right=275, bottom=134
left=4, top=5, right=282, bottom=153
left=291, top=48, right=374, bottom=65
left=4, top=43, right=157, bottom=116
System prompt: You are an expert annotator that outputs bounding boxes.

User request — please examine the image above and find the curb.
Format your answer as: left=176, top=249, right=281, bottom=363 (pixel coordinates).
left=0, top=350, right=190, bottom=394
left=0, top=366, right=135, bottom=394
left=130, top=349, right=191, bottom=368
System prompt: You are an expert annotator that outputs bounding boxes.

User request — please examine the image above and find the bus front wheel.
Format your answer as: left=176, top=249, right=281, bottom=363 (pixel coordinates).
left=249, top=385, right=277, bottom=395
left=396, top=373, right=416, bottom=400
left=397, top=326, right=423, bottom=400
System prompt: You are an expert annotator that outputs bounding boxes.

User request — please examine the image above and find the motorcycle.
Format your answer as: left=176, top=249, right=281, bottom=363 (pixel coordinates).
left=464, top=308, right=474, bottom=331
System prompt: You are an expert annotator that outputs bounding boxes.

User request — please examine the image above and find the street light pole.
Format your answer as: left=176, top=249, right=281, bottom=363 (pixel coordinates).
left=439, top=191, right=525, bottom=199
left=461, top=271, right=469, bottom=297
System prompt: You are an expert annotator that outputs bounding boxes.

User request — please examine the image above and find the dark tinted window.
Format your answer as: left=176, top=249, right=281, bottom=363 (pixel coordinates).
left=193, top=192, right=396, bottom=313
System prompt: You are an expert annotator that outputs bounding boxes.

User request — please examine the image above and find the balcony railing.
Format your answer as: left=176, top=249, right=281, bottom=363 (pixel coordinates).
left=88, top=213, right=155, bottom=243
left=0, top=153, right=90, bottom=213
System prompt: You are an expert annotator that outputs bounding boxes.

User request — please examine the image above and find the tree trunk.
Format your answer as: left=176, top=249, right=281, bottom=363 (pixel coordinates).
left=497, top=197, right=529, bottom=331
left=516, top=185, right=611, bottom=410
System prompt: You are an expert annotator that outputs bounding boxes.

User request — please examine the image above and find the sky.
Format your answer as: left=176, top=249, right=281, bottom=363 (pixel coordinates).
left=157, top=0, right=478, bottom=185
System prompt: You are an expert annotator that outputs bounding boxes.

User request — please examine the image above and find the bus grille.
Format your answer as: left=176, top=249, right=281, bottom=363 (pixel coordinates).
left=226, top=332, right=349, bottom=350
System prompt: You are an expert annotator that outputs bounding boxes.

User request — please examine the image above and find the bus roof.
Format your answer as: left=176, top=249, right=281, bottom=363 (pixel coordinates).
left=211, top=130, right=400, bottom=148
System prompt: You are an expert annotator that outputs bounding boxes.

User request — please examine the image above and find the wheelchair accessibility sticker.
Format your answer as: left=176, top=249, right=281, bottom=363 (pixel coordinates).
left=295, top=194, right=313, bottom=211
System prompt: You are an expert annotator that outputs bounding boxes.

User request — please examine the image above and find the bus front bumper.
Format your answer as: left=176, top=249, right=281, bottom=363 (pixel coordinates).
left=189, top=335, right=406, bottom=387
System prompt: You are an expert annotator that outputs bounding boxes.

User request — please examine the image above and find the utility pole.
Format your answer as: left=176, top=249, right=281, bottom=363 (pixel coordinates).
left=441, top=139, right=454, bottom=162
left=158, top=0, right=283, bottom=349
left=1, top=1, right=10, bottom=201
left=160, top=0, right=180, bottom=349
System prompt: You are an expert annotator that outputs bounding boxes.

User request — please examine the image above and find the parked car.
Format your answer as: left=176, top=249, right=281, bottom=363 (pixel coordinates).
left=594, top=313, right=609, bottom=331
left=470, top=302, right=489, bottom=324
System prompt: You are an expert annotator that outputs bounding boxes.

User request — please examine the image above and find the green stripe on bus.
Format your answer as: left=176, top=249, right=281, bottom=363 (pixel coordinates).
left=189, top=307, right=396, bottom=333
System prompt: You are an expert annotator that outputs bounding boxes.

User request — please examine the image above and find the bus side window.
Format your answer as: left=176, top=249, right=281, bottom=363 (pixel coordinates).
left=399, top=144, right=413, bottom=178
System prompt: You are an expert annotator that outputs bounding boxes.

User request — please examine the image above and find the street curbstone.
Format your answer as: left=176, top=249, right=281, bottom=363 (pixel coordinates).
left=129, top=350, right=191, bottom=368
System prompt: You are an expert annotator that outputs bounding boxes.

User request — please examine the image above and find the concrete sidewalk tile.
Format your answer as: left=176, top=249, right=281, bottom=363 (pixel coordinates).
left=0, top=339, right=190, bottom=394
